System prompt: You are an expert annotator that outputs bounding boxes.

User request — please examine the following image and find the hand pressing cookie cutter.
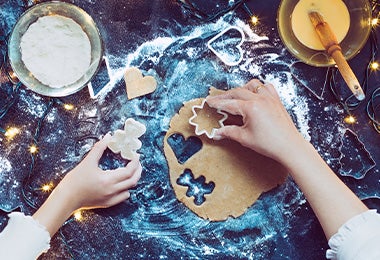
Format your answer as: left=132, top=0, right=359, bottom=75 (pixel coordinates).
left=189, top=99, right=228, bottom=139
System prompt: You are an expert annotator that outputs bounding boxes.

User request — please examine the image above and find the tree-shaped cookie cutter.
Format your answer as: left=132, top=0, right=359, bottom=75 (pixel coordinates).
left=189, top=99, right=228, bottom=139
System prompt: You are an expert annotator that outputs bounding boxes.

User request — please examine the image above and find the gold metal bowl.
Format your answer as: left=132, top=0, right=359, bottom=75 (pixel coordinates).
left=8, top=1, right=103, bottom=97
left=277, top=0, right=372, bottom=67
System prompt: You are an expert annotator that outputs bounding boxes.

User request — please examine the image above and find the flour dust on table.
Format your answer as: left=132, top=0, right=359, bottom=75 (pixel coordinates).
left=72, top=16, right=312, bottom=259
left=1, top=3, right=372, bottom=258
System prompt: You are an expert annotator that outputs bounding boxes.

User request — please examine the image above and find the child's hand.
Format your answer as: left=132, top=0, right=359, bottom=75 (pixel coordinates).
left=56, top=134, right=142, bottom=211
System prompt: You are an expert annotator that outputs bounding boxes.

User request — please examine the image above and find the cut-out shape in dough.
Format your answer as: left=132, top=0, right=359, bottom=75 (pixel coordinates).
left=167, top=133, right=203, bottom=164
left=176, top=169, right=215, bottom=206
left=164, top=87, right=288, bottom=221
left=207, top=26, right=245, bottom=66
left=108, top=118, right=146, bottom=160
left=124, top=67, right=157, bottom=100
left=189, top=99, right=228, bottom=139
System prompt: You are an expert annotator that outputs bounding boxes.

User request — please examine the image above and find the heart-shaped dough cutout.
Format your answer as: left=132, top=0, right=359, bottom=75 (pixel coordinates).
left=124, top=67, right=157, bottom=99
left=167, top=133, right=203, bottom=164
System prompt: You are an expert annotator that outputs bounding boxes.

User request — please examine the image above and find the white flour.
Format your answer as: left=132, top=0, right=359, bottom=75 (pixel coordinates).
left=20, top=15, right=91, bottom=88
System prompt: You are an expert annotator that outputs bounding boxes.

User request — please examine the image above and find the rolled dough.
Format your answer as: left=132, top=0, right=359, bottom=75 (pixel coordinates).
left=20, top=15, right=91, bottom=88
left=164, top=88, right=288, bottom=221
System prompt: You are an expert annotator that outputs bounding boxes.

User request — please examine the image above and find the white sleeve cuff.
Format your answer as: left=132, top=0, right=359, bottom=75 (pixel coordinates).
left=326, top=209, right=380, bottom=260
left=0, top=212, right=51, bottom=259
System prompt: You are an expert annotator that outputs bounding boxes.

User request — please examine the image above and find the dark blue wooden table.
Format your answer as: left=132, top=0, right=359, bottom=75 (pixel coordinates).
left=0, top=0, right=379, bottom=259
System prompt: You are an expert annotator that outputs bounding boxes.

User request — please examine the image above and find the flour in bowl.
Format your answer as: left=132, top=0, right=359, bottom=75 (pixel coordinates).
left=20, top=15, right=91, bottom=88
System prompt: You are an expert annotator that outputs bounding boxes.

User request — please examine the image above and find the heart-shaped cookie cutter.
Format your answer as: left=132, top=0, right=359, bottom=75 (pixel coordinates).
left=207, top=26, right=245, bottom=67
left=189, top=99, right=228, bottom=139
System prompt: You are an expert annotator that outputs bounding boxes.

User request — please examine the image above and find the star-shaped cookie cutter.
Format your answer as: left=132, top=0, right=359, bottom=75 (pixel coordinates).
left=189, top=99, right=228, bottom=139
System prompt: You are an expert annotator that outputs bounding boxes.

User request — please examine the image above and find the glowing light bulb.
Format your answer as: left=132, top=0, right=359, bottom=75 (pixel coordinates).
left=29, top=145, right=38, bottom=154
left=251, top=16, right=259, bottom=25
left=4, top=127, right=20, bottom=140
left=372, top=18, right=379, bottom=27
left=41, top=182, right=54, bottom=192
left=63, top=104, right=74, bottom=110
left=370, top=61, right=379, bottom=71
left=74, top=210, right=83, bottom=221
left=344, top=115, right=356, bottom=124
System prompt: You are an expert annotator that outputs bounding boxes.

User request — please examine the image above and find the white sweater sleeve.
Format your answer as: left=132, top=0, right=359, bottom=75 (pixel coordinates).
left=0, top=212, right=51, bottom=260
left=326, top=209, right=380, bottom=260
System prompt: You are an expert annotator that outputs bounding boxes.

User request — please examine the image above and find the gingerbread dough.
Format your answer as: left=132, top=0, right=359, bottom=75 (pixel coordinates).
left=164, top=88, right=288, bottom=221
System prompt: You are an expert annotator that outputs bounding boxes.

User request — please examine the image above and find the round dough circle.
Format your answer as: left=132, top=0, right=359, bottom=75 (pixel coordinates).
left=164, top=89, right=288, bottom=221
left=20, top=15, right=91, bottom=88
left=291, top=0, right=350, bottom=50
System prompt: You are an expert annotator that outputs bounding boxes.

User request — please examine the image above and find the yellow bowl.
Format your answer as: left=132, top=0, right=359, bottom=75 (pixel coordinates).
left=277, top=0, right=372, bottom=67
left=8, top=1, right=103, bottom=97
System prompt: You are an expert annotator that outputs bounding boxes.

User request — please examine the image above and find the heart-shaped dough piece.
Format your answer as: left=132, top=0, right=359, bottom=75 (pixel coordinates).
left=124, top=67, right=157, bottom=99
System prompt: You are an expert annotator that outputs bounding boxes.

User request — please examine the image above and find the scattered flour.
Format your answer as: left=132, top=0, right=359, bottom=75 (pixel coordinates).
left=98, top=16, right=311, bottom=141
left=20, top=15, right=91, bottom=88
left=0, top=157, right=12, bottom=173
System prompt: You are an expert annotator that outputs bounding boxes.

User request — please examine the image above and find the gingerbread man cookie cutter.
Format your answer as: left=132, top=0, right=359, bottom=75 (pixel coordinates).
left=189, top=99, right=228, bottom=139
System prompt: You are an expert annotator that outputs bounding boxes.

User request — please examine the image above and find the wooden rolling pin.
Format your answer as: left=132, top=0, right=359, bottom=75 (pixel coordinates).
left=308, top=11, right=365, bottom=101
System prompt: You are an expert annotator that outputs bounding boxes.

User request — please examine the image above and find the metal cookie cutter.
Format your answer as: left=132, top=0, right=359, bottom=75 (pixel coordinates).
left=189, top=99, right=228, bottom=139
left=207, top=26, right=245, bottom=67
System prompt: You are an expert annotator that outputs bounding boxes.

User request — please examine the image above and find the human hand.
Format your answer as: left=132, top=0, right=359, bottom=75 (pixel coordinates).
left=55, top=134, right=142, bottom=212
left=206, top=79, right=304, bottom=163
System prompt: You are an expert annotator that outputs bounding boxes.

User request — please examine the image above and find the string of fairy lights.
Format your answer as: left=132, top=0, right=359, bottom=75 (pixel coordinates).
left=1, top=33, right=78, bottom=255
left=0, top=47, right=76, bottom=212
left=328, top=0, right=380, bottom=130
left=367, top=0, right=380, bottom=133
left=0, top=0, right=379, bottom=225
left=0, top=0, right=378, bottom=257
left=177, top=0, right=380, bottom=131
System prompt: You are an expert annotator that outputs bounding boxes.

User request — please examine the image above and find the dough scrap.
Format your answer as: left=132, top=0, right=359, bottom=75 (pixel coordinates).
left=20, top=15, right=91, bottom=88
left=108, top=118, right=146, bottom=160
left=124, top=67, right=157, bottom=99
left=164, top=87, right=288, bottom=221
